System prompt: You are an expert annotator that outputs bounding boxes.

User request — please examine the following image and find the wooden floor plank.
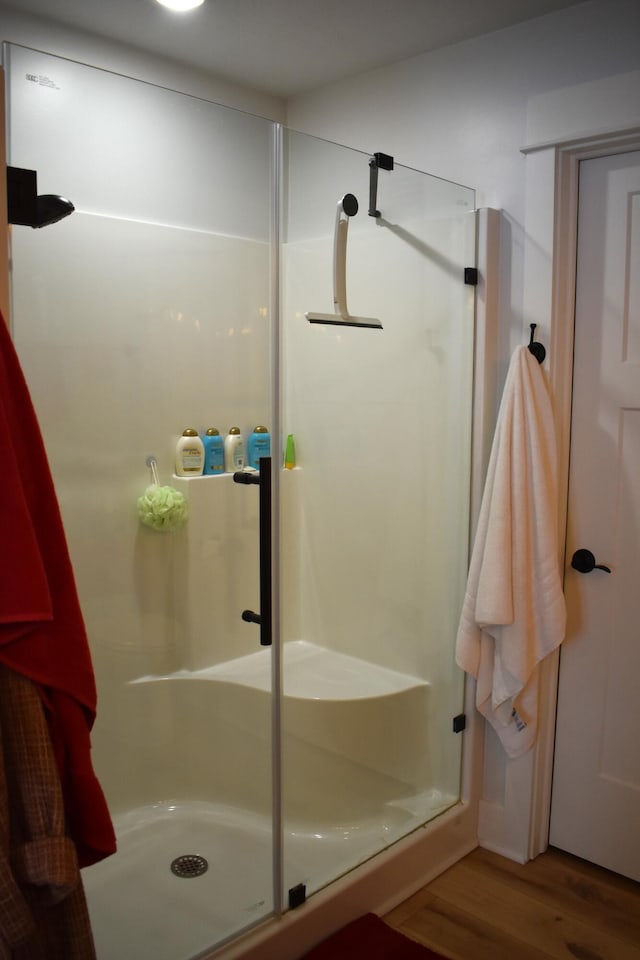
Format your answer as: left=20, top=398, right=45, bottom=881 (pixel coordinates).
left=397, top=893, right=554, bottom=960
left=427, top=860, right=640, bottom=960
left=468, top=847, right=640, bottom=943
left=384, top=887, right=439, bottom=927
left=388, top=852, right=640, bottom=960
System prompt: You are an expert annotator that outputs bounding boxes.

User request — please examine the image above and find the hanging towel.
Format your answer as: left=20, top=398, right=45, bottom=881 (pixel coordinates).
left=0, top=313, right=116, bottom=867
left=455, top=345, right=566, bottom=758
left=0, top=665, right=96, bottom=960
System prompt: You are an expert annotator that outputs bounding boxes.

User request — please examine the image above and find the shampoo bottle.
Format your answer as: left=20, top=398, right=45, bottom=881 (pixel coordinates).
left=247, top=425, right=271, bottom=469
left=175, top=428, right=204, bottom=476
left=224, top=427, right=245, bottom=472
left=202, top=427, right=225, bottom=475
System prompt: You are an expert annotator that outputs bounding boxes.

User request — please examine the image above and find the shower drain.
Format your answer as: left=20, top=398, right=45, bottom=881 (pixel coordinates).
left=170, top=854, right=209, bottom=879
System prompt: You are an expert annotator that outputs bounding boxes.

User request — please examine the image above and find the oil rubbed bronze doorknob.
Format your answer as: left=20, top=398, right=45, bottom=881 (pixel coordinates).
left=571, top=548, right=611, bottom=574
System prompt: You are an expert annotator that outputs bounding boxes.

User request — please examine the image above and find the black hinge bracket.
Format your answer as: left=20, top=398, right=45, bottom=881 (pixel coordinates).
left=453, top=713, right=466, bottom=733
left=7, top=166, right=38, bottom=226
left=288, top=883, right=307, bottom=909
left=7, top=165, right=75, bottom=228
left=368, top=151, right=394, bottom=218
left=464, top=267, right=478, bottom=286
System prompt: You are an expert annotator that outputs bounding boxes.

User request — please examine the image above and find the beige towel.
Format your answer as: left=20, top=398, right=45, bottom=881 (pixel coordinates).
left=456, top=346, right=566, bottom=757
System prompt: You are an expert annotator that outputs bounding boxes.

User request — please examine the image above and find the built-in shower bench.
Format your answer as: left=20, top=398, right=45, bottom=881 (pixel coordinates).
left=162, top=640, right=427, bottom=701
left=130, top=642, right=431, bottom=823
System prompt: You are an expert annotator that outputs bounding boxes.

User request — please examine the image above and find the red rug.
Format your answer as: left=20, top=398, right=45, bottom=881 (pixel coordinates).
left=299, top=913, right=450, bottom=959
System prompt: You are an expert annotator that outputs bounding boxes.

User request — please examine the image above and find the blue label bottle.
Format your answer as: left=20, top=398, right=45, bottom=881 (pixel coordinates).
left=248, top=425, right=271, bottom=469
left=202, top=428, right=225, bottom=475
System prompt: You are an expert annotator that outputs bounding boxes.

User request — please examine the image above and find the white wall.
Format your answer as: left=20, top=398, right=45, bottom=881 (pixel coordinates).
left=0, top=2, right=284, bottom=122
left=5, top=0, right=637, bottom=415
left=287, top=0, right=640, bottom=380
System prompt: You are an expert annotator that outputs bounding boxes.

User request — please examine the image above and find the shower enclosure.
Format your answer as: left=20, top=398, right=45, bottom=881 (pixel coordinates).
left=4, top=44, right=476, bottom=960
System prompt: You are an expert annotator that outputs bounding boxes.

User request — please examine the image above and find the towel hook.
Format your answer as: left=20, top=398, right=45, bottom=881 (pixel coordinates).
left=528, top=324, right=546, bottom=364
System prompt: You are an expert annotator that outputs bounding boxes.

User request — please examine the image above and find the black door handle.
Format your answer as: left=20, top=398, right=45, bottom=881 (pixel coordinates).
left=571, top=548, right=611, bottom=574
left=233, top=458, right=272, bottom=646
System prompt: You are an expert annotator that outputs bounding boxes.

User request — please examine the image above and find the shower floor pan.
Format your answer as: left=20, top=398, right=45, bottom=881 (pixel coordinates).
left=82, top=792, right=456, bottom=960
left=86, top=643, right=452, bottom=957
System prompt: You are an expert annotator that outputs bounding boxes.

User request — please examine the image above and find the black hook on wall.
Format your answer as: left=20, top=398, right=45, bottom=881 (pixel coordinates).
left=527, top=324, right=546, bottom=364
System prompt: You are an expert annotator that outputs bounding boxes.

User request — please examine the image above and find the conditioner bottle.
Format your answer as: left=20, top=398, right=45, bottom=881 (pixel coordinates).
left=224, top=426, right=245, bottom=472
left=175, top=428, right=204, bottom=476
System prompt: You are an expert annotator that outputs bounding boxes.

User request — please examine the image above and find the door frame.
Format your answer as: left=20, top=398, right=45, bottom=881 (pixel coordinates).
left=522, top=124, right=640, bottom=861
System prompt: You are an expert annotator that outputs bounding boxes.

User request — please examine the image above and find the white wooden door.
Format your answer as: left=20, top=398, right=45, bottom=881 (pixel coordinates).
left=549, top=150, right=640, bottom=881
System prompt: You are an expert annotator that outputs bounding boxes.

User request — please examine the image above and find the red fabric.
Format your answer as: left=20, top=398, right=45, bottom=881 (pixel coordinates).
left=299, top=914, right=451, bottom=960
left=0, top=314, right=115, bottom=867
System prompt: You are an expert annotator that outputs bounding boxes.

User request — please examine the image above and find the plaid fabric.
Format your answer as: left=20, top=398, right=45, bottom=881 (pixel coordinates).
left=0, top=665, right=96, bottom=959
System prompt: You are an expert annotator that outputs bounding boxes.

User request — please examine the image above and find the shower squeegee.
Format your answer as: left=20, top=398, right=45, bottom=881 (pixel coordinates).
left=306, top=193, right=382, bottom=329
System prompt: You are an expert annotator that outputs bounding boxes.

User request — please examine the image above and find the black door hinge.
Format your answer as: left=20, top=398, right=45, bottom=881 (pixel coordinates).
left=453, top=713, right=466, bottom=733
left=288, top=883, right=307, bottom=909
left=464, top=267, right=478, bottom=286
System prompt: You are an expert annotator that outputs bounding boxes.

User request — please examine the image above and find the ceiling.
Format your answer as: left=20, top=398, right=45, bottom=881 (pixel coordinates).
left=8, top=0, right=586, bottom=99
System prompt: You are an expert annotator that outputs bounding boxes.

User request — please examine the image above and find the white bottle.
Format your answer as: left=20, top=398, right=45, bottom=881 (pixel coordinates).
left=224, top=426, right=245, bottom=472
left=175, top=428, right=204, bottom=476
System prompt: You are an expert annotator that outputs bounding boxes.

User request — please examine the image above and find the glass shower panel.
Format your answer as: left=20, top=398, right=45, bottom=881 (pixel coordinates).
left=279, top=130, right=475, bottom=899
left=5, top=45, right=276, bottom=959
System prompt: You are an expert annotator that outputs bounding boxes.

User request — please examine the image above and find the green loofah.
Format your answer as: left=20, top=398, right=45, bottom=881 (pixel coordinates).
left=137, top=484, right=188, bottom=532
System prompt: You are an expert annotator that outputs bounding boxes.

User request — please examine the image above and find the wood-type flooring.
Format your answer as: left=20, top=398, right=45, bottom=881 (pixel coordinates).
left=384, top=846, right=640, bottom=960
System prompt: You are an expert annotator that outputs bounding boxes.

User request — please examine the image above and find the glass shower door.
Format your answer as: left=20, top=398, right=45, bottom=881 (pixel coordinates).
left=5, top=41, right=479, bottom=950
left=5, top=44, right=277, bottom=958
left=279, top=130, right=476, bottom=900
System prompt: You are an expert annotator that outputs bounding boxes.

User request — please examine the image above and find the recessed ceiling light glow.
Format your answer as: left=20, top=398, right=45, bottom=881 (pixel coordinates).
left=155, top=0, right=205, bottom=12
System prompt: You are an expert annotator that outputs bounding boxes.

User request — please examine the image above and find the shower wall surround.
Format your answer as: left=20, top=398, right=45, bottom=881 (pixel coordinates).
left=6, top=43, right=478, bottom=960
